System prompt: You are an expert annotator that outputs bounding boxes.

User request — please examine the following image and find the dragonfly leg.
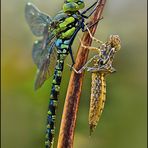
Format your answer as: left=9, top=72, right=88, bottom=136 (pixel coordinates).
left=81, top=1, right=104, bottom=18
left=67, top=32, right=80, bottom=66
left=81, top=1, right=97, bottom=15
left=67, top=54, right=100, bottom=73
left=67, top=63, right=88, bottom=74
left=77, top=55, right=99, bottom=73
left=68, top=25, right=84, bottom=66
left=78, top=36, right=91, bottom=49
left=86, top=25, right=103, bottom=44
left=69, top=46, right=75, bottom=66
left=67, top=64, right=81, bottom=73
left=78, top=36, right=101, bottom=54
left=82, top=17, right=103, bottom=32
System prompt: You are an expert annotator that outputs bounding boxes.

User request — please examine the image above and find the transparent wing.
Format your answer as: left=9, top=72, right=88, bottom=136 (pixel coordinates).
left=32, top=38, right=57, bottom=90
left=32, top=40, right=46, bottom=68
left=25, top=2, right=52, bottom=36
left=32, top=32, right=56, bottom=67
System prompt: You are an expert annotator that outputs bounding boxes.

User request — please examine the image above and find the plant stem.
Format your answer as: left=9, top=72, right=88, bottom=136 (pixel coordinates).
left=57, top=0, right=106, bottom=147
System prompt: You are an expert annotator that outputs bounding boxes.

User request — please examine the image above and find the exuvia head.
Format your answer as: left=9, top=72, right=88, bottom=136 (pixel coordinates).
left=63, top=0, right=85, bottom=12
left=108, top=35, right=121, bottom=51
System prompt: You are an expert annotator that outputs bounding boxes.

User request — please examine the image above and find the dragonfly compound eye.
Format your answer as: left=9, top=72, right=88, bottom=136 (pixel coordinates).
left=63, top=0, right=85, bottom=12
left=77, top=0, right=85, bottom=9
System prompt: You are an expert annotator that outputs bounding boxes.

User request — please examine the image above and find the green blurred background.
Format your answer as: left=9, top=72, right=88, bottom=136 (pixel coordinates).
left=1, top=0, right=147, bottom=148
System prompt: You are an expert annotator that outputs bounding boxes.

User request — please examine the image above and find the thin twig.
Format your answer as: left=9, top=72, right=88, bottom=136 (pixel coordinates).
left=57, top=0, right=106, bottom=148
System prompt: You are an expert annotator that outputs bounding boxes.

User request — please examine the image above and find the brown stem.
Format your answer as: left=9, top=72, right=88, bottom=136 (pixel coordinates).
left=57, top=0, right=106, bottom=148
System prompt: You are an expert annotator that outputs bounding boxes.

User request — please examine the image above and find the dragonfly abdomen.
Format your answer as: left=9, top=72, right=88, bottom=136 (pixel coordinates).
left=89, top=72, right=106, bottom=135
left=45, top=40, right=69, bottom=147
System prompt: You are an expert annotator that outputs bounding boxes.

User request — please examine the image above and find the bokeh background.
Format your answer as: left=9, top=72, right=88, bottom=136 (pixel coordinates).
left=1, top=0, right=147, bottom=148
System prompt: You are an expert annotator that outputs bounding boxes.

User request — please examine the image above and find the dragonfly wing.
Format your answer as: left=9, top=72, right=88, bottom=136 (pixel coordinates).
left=25, top=2, right=52, bottom=36
left=32, top=32, right=55, bottom=68
left=32, top=40, right=46, bottom=68
left=33, top=39, right=57, bottom=90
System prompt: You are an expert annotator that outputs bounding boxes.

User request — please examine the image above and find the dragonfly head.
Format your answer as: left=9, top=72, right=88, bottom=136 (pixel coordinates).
left=108, top=35, right=121, bottom=52
left=63, top=0, right=85, bottom=12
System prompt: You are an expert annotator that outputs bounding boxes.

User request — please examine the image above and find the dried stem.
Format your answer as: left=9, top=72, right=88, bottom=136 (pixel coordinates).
left=57, top=0, right=106, bottom=148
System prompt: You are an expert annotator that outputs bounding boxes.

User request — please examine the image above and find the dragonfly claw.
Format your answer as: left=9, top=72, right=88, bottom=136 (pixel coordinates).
left=67, top=63, right=75, bottom=70
left=67, top=64, right=81, bottom=73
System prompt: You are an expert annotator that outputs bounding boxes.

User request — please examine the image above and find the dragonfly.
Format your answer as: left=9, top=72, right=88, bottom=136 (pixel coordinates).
left=69, top=27, right=121, bottom=135
left=25, top=0, right=102, bottom=147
